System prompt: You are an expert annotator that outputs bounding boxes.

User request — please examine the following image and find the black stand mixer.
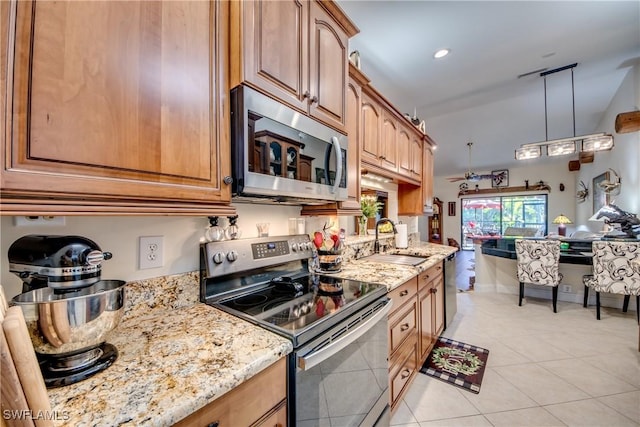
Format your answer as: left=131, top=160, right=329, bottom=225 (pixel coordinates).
left=9, top=235, right=126, bottom=388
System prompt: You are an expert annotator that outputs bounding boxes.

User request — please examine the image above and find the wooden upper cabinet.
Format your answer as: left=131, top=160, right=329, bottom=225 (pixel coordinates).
left=308, top=0, right=349, bottom=132
left=232, top=0, right=357, bottom=134
left=1, top=0, right=233, bottom=215
left=397, top=122, right=422, bottom=183
left=398, top=136, right=431, bottom=216
left=361, top=92, right=382, bottom=165
left=397, top=127, right=412, bottom=178
left=380, top=109, right=398, bottom=172
left=342, top=74, right=362, bottom=209
left=238, top=0, right=308, bottom=113
left=412, top=136, right=423, bottom=181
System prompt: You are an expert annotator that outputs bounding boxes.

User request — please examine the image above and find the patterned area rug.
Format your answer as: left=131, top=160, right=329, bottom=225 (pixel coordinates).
left=420, top=337, right=489, bottom=394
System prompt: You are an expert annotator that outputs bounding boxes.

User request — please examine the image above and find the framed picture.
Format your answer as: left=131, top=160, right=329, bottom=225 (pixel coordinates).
left=592, top=171, right=610, bottom=214
left=491, top=169, right=509, bottom=188
left=448, top=201, right=456, bottom=216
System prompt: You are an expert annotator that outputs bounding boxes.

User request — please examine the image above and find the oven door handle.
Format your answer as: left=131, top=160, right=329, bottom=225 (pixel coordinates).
left=297, top=299, right=392, bottom=371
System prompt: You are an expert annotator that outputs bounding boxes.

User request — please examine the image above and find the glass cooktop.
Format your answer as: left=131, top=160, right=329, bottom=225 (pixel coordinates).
left=215, top=273, right=387, bottom=346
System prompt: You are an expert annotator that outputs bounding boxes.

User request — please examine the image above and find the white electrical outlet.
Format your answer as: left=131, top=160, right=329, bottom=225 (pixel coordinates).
left=139, top=236, right=163, bottom=269
left=562, top=285, right=572, bottom=293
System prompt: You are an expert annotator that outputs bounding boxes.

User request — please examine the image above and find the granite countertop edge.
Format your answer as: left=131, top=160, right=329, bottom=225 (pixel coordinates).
left=47, top=304, right=293, bottom=427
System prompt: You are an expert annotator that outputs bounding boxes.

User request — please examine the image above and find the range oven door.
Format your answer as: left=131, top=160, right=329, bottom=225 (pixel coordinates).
left=293, top=297, right=391, bottom=426
left=231, top=85, right=348, bottom=204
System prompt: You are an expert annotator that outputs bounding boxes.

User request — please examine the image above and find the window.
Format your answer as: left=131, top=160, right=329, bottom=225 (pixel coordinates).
left=461, top=194, right=548, bottom=249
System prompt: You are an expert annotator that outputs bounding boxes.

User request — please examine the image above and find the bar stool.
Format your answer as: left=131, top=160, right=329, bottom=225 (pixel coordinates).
left=583, top=240, right=640, bottom=321
left=515, top=239, right=562, bottom=313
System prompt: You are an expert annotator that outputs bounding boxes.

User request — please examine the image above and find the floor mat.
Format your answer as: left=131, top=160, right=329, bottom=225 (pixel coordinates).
left=420, top=337, right=489, bottom=393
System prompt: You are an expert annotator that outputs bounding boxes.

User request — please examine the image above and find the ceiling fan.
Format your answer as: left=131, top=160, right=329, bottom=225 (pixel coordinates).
left=446, top=142, right=507, bottom=184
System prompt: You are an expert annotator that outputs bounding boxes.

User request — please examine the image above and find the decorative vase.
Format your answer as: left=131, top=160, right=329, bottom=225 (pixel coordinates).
left=358, top=216, right=368, bottom=236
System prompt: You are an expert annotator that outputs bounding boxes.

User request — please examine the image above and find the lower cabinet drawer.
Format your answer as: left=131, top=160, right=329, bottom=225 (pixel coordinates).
left=390, top=335, right=418, bottom=407
left=389, top=300, right=417, bottom=353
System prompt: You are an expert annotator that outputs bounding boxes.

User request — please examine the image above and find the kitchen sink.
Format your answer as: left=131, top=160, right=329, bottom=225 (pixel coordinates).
left=361, top=253, right=429, bottom=266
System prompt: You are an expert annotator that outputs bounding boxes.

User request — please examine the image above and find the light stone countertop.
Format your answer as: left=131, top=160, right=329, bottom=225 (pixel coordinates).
left=47, top=304, right=293, bottom=427
left=45, top=241, right=454, bottom=426
left=328, top=241, right=458, bottom=291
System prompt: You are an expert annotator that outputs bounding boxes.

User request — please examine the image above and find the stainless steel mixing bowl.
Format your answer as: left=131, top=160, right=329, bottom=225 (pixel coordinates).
left=11, top=280, right=126, bottom=356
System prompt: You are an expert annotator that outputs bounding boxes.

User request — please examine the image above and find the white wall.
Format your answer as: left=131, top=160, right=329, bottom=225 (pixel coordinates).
left=432, top=162, right=576, bottom=245
left=576, top=65, right=640, bottom=231
left=0, top=203, right=301, bottom=299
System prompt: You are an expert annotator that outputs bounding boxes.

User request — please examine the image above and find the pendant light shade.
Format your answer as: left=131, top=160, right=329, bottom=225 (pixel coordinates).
left=515, top=146, right=541, bottom=160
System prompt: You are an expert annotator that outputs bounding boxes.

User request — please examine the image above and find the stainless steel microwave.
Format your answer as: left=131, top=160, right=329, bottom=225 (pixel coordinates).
left=230, top=85, right=348, bottom=205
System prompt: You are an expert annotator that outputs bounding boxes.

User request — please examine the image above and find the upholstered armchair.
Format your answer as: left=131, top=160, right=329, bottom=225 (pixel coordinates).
left=583, top=241, right=640, bottom=321
left=515, top=239, right=562, bottom=312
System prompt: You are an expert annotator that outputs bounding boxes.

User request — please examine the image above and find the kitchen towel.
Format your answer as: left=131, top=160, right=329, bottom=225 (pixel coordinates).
left=395, top=224, right=408, bottom=248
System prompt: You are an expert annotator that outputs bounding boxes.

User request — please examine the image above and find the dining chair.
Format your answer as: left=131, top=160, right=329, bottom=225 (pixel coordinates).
left=583, top=240, right=640, bottom=321
left=515, top=239, right=562, bottom=312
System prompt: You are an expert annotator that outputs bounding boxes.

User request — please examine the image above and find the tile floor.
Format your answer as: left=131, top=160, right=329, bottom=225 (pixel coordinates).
left=391, top=250, right=640, bottom=427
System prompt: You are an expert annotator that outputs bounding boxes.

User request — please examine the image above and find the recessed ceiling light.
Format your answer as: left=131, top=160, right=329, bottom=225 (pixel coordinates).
left=434, top=49, right=450, bottom=59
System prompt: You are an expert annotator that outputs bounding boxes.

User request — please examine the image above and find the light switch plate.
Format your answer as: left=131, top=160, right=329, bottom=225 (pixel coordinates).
left=139, top=236, right=163, bottom=269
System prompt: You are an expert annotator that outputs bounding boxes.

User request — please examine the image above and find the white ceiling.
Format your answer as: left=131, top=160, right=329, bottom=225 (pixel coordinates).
left=337, top=1, right=640, bottom=177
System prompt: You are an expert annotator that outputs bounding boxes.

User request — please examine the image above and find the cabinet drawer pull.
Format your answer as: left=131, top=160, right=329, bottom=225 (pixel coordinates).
left=400, top=369, right=411, bottom=379
left=207, top=422, right=219, bottom=427
left=400, top=323, right=410, bottom=331
left=399, top=289, right=409, bottom=297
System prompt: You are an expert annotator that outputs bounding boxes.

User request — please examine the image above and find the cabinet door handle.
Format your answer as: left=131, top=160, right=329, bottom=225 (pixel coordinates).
left=310, top=95, right=318, bottom=104
left=223, top=176, right=233, bottom=185
left=303, top=91, right=310, bottom=99
left=399, top=290, right=409, bottom=297
left=400, top=323, right=410, bottom=331
left=400, top=369, right=411, bottom=379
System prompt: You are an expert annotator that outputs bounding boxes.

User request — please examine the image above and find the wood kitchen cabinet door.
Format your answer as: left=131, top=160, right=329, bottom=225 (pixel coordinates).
left=341, top=71, right=362, bottom=209
left=361, top=92, right=382, bottom=165
left=2, top=0, right=233, bottom=215
left=308, top=0, right=349, bottom=132
left=397, top=126, right=412, bottom=179
left=410, top=135, right=423, bottom=182
left=380, top=109, right=398, bottom=172
left=239, top=0, right=309, bottom=114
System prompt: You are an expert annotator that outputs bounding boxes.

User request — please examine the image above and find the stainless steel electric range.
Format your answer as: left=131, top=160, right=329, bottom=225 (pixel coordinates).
left=200, top=235, right=391, bottom=427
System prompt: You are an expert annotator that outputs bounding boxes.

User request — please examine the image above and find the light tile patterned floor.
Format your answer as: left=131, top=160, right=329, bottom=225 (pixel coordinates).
left=391, top=251, right=640, bottom=427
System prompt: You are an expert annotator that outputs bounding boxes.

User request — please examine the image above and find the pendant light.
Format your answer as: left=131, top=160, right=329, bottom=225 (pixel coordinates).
left=515, top=63, right=614, bottom=160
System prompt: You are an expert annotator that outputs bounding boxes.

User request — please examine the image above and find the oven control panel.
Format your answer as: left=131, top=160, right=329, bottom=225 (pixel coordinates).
left=201, top=234, right=313, bottom=278
left=252, top=240, right=290, bottom=259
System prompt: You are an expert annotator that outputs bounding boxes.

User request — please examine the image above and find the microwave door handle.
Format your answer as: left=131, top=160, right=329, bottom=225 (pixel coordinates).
left=329, top=136, right=343, bottom=194
left=297, top=299, right=392, bottom=371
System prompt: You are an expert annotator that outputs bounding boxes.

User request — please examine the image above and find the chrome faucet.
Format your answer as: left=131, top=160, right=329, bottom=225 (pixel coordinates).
left=374, top=218, right=398, bottom=253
